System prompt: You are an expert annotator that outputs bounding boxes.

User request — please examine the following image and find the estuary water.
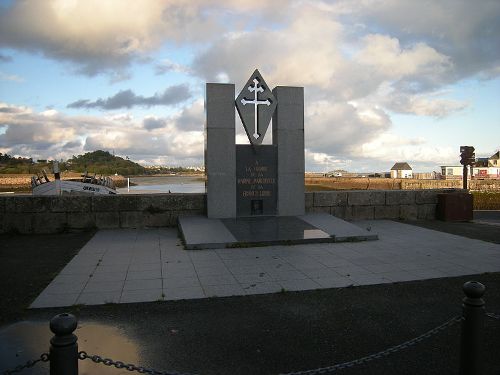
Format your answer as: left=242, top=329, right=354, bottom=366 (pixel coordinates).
left=117, top=175, right=205, bottom=194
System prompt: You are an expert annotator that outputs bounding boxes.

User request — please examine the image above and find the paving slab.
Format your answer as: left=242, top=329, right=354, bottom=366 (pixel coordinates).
left=179, top=214, right=340, bottom=249
left=178, top=215, right=237, bottom=249
left=30, top=220, right=500, bottom=308
left=300, top=212, right=378, bottom=241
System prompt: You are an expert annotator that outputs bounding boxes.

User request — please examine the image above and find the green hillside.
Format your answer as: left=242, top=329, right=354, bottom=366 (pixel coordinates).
left=66, top=150, right=145, bottom=175
left=0, top=150, right=145, bottom=176
left=0, top=153, right=39, bottom=174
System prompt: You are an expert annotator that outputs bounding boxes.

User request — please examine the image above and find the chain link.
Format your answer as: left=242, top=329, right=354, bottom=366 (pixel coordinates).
left=78, top=351, right=197, bottom=375
left=0, top=313, right=477, bottom=375
left=280, top=315, right=463, bottom=375
left=2, top=353, right=49, bottom=375
left=486, top=312, right=500, bottom=320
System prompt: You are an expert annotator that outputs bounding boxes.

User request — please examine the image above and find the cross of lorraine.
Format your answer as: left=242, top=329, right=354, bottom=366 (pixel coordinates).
left=235, top=69, right=277, bottom=146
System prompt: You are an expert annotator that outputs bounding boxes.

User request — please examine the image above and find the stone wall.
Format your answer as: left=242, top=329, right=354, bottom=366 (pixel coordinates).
left=0, top=189, right=459, bottom=234
left=0, top=194, right=205, bottom=234
left=305, top=189, right=460, bottom=220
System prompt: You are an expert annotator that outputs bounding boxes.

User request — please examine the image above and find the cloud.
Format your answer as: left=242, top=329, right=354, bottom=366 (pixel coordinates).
left=354, top=34, right=453, bottom=91
left=143, top=117, right=166, bottom=131
left=0, top=101, right=204, bottom=165
left=0, top=1, right=286, bottom=78
left=62, top=141, right=82, bottom=149
left=155, top=59, right=191, bottom=75
left=0, top=54, right=13, bottom=62
left=360, top=133, right=457, bottom=165
left=0, top=102, right=31, bottom=114
left=349, top=0, right=500, bottom=80
left=0, top=71, right=24, bottom=82
left=1, top=1, right=499, bottom=170
left=67, top=85, right=191, bottom=110
left=386, top=94, right=468, bottom=118
left=172, top=99, right=203, bottom=131
left=305, top=100, right=391, bottom=157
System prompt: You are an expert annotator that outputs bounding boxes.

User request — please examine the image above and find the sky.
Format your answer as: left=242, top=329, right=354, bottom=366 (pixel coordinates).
left=0, top=0, right=499, bottom=173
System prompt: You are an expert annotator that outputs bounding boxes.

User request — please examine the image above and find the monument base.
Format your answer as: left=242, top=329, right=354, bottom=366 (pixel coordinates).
left=178, top=213, right=378, bottom=250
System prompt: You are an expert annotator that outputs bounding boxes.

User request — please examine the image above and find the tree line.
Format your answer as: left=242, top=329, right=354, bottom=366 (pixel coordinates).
left=0, top=150, right=144, bottom=175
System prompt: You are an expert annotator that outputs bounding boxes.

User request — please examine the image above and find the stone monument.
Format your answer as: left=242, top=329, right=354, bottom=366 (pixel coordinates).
left=205, top=69, right=304, bottom=218
left=178, top=69, right=377, bottom=249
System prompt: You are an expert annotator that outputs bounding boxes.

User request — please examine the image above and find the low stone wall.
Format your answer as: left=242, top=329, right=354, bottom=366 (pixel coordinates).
left=305, top=189, right=460, bottom=220
left=0, top=194, right=205, bottom=234
left=0, top=189, right=459, bottom=234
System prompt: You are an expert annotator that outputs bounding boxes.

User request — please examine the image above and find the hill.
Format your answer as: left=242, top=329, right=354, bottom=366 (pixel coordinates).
left=0, top=150, right=145, bottom=176
left=66, top=150, right=145, bottom=175
left=0, top=153, right=41, bottom=174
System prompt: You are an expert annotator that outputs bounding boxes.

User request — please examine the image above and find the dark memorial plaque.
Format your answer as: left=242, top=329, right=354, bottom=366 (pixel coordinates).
left=236, top=145, right=277, bottom=216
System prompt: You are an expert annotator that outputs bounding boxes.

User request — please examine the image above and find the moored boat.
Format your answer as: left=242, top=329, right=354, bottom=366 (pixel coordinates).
left=32, top=162, right=117, bottom=195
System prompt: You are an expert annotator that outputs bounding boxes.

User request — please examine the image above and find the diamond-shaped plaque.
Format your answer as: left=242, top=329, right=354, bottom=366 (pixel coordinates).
left=235, top=69, right=277, bottom=145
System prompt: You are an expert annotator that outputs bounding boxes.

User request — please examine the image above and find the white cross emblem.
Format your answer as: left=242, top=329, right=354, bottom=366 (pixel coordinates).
left=240, top=78, right=271, bottom=139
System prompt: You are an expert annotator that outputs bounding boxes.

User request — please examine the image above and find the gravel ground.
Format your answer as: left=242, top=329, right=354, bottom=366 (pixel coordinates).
left=404, top=219, right=500, bottom=244
left=1, top=222, right=499, bottom=375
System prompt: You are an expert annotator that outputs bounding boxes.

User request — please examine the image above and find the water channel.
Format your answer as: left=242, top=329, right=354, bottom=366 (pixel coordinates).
left=117, top=175, right=205, bottom=194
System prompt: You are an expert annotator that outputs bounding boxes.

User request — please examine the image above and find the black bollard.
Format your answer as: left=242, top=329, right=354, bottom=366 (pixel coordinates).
left=49, top=313, right=79, bottom=375
left=459, top=281, right=485, bottom=375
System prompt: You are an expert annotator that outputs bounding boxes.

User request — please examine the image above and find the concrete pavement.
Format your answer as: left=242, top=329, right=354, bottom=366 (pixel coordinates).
left=30, top=220, right=500, bottom=308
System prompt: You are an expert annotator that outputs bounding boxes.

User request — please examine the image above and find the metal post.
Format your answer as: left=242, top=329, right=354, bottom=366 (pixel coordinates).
left=463, top=165, right=468, bottom=190
left=49, top=313, right=79, bottom=375
left=459, top=281, right=485, bottom=375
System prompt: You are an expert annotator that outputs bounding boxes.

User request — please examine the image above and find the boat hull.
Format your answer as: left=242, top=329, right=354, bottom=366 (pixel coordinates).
left=32, top=180, right=117, bottom=195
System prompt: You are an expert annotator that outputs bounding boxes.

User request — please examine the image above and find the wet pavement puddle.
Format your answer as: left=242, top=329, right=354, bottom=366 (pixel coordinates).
left=0, top=320, right=140, bottom=374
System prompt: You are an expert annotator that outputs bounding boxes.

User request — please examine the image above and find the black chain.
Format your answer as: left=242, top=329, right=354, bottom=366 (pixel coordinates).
left=78, top=351, right=197, bottom=375
left=0, top=313, right=482, bottom=375
left=486, top=312, right=500, bottom=320
left=2, top=353, right=49, bottom=375
left=280, top=315, right=463, bottom=375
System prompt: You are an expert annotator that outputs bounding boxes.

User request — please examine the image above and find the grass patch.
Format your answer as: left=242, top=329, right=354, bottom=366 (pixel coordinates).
left=472, top=191, right=500, bottom=210
left=305, top=184, right=335, bottom=191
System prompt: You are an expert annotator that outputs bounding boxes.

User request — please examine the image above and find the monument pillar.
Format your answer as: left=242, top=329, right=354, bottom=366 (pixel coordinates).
left=272, top=86, right=305, bottom=216
left=205, top=83, right=236, bottom=218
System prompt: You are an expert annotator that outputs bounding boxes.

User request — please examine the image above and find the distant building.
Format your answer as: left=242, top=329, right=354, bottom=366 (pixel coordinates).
left=440, top=166, right=463, bottom=180
left=489, top=151, right=499, bottom=167
left=440, top=151, right=500, bottom=179
left=473, top=151, right=500, bottom=178
left=390, top=162, right=413, bottom=178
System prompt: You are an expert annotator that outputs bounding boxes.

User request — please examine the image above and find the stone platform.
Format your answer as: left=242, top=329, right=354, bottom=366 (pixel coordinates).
left=178, top=213, right=378, bottom=250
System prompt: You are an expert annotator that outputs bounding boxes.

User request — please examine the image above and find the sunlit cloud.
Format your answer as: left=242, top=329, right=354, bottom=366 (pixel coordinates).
left=0, top=0, right=498, bottom=170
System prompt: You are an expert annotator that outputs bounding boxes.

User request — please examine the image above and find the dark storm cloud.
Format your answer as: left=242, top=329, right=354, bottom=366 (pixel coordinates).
left=67, top=84, right=191, bottom=110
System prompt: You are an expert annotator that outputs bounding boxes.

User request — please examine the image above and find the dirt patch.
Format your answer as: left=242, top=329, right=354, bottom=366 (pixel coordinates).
left=0, top=230, right=96, bottom=325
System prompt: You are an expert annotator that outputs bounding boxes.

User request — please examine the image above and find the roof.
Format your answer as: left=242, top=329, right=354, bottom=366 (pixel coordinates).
left=490, top=151, right=499, bottom=160
left=475, top=158, right=489, bottom=167
left=391, top=162, right=412, bottom=170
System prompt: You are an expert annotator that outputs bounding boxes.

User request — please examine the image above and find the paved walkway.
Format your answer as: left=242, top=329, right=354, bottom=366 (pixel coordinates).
left=31, top=220, right=500, bottom=308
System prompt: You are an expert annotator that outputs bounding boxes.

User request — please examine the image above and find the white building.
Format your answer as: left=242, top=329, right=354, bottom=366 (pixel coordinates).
left=441, top=151, right=500, bottom=179
left=440, top=166, right=464, bottom=179
left=390, top=162, right=413, bottom=178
